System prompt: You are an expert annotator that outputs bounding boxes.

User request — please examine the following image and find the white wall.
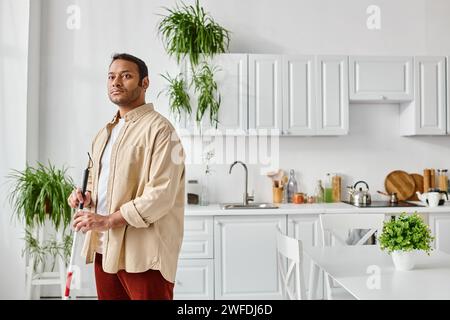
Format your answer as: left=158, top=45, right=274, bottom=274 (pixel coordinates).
left=0, top=0, right=30, bottom=299
left=38, top=0, right=450, bottom=204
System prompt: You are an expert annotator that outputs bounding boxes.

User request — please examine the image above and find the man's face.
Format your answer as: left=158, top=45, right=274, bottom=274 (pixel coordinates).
left=107, top=59, right=147, bottom=106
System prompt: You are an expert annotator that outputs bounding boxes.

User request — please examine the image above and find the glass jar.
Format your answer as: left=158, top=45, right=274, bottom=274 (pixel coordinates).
left=187, top=180, right=200, bottom=205
left=324, top=173, right=333, bottom=203
left=314, top=180, right=324, bottom=203
left=438, top=169, right=448, bottom=192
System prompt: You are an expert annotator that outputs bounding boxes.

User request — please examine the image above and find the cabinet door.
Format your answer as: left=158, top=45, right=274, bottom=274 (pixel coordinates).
left=448, top=57, right=450, bottom=135
left=214, top=215, right=286, bottom=300
left=414, top=57, right=446, bottom=135
left=400, top=57, right=446, bottom=135
left=180, top=216, right=214, bottom=259
left=179, top=54, right=248, bottom=136
left=174, top=259, right=214, bottom=300
left=349, top=56, right=413, bottom=102
left=248, top=55, right=283, bottom=133
left=287, top=215, right=323, bottom=299
left=316, top=55, right=349, bottom=135
left=429, top=214, right=450, bottom=254
left=282, top=55, right=316, bottom=135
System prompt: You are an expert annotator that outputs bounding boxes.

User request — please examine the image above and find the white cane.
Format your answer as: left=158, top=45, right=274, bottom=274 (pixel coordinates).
left=64, top=153, right=92, bottom=300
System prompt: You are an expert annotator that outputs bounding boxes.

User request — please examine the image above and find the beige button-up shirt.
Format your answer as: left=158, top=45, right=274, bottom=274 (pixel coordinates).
left=81, top=103, right=185, bottom=283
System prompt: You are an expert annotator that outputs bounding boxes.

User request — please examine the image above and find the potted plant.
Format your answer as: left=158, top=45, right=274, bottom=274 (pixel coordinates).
left=378, top=213, right=434, bottom=271
left=6, top=161, right=75, bottom=270
left=157, top=0, right=230, bottom=128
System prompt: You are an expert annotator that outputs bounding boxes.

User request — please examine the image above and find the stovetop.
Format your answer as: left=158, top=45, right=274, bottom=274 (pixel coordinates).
left=342, top=200, right=425, bottom=208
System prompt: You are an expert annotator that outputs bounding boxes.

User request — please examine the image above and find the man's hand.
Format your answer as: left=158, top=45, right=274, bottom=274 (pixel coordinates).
left=73, top=210, right=111, bottom=233
left=72, top=210, right=128, bottom=233
left=68, top=188, right=92, bottom=209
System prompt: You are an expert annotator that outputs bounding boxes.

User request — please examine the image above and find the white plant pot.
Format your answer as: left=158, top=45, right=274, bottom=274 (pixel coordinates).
left=391, top=250, right=415, bottom=271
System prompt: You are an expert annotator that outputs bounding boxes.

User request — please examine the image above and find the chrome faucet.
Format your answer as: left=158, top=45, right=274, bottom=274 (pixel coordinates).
left=229, top=161, right=254, bottom=205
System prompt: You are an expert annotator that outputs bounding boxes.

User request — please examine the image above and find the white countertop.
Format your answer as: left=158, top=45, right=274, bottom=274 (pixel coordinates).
left=185, top=201, right=450, bottom=216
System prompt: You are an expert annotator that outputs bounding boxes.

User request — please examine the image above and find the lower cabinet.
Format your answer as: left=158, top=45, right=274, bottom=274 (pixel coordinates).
left=174, top=259, right=214, bottom=300
left=429, top=214, right=450, bottom=254
left=214, top=215, right=287, bottom=300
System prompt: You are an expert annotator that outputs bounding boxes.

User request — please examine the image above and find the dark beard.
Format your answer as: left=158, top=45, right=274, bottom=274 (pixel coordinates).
left=109, top=86, right=141, bottom=107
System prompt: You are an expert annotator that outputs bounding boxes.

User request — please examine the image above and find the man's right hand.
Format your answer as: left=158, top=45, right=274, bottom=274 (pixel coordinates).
left=68, top=188, right=92, bottom=209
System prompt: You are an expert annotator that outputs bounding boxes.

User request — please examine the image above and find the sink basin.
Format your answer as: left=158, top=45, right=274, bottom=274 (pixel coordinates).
left=220, top=203, right=279, bottom=210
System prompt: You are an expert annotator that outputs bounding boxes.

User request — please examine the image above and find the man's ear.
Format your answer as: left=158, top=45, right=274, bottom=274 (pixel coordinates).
left=142, top=77, right=149, bottom=90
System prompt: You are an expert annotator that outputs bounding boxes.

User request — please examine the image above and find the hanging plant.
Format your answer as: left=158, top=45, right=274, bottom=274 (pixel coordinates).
left=158, top=0, right=231, bottom=68
left=158, top=72, right=192, bottom=121
left=157, top=0, right=230, bottom=128
left=193, top=62, right=221, bottom=128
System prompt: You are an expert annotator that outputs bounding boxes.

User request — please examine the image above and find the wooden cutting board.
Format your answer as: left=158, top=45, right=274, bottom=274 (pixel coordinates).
left=408, top=173, right=424, bottom=201
left=384, top=170, right=416, bottom=201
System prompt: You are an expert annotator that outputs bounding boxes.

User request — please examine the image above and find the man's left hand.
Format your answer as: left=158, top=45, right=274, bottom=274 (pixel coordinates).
left=73, top=210, right=111, bottom=233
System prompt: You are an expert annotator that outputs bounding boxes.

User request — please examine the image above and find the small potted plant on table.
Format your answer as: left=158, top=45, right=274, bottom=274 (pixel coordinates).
left=378, top=213, right=434, bottom=271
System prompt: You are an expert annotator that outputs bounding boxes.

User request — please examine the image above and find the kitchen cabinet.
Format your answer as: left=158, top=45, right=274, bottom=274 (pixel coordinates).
left=429, top=214, right=450, bottom=254
left=399, top=56, right=447, bottom=135
left=287, top=215, right=324, bottom=299
left=174, top=216, right=214, bottom=300
left=174, top=259, right=214, bottom=300
left=447, top=57, right=450, bottom=135
left=179, top=54, right=248, bottom=136
left=349, top=56, right=413, bottom=102
left=281, top=55, right=349, bottom=136
left=282, top=55, right=316, bottom=135
left=213, top=215, right=286, bottom=299
left=248, top=54, right=283, bottom=133
left=316, top=55, right=349, bottom=135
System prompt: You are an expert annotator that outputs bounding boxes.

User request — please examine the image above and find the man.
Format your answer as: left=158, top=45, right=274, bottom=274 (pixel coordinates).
left=67, top=53, right=185, bottom=300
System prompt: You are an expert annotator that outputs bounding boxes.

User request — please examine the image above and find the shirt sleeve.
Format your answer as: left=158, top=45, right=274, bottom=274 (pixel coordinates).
left=119, top=127, right=185, bottom=228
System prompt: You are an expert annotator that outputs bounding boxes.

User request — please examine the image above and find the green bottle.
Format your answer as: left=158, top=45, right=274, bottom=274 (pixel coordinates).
left=324, top=173, right=333, bottom=203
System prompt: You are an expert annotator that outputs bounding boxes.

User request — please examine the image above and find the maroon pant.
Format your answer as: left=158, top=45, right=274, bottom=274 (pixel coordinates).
left=94, top=253, right=174, bottom=300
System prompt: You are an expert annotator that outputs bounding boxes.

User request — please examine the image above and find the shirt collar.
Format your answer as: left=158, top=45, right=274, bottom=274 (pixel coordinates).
left=110, top=103, right=154, bottom=124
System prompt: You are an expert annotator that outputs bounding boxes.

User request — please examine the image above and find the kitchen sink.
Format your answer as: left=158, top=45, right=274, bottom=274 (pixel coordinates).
left=220, top=203, right=279, bottom=210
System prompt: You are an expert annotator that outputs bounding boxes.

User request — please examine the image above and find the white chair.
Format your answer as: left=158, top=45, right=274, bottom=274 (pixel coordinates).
left=319, top=213, right=385, bottom=300
left=276, top=226, right=307, bottom=300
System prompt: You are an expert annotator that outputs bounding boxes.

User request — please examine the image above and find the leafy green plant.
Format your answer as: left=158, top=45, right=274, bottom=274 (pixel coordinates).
left=158, top=72, right=192, bottom=121
left=158, top=0, right=230, bottom=68
left=22, top=230, right=73, bottom=271
left=193, top=62, right=221, bottom=128
left=7, top=161, right=74, bottom=230
left=378, top=213, right=434, bottom=254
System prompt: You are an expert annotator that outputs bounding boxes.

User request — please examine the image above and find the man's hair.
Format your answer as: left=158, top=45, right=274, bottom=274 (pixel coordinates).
left=110, top=53, right=148, bottom=85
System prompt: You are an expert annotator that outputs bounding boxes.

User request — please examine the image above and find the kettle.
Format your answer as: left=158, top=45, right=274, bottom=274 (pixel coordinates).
left=416, top=189, right=448, bottom=207
left=348, top=181, right=372, bottom=206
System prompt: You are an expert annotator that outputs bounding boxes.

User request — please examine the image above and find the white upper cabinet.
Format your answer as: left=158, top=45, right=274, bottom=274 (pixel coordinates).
left=316, top=55, right=349, bottom=135
left=179, top=54, right=248, bottom=135
left=400, top=56, right=446, bottom=136
left=248, top=54, right=283, bottom=133
left=447, top=57, right=450, bottom=135
left=349, top=56, right=413, bottom=102
left=282, top=55, right=316, bottom=135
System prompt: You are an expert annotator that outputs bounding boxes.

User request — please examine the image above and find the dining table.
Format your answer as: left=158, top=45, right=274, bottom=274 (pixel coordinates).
left=305, top=245, right=450, bottom=300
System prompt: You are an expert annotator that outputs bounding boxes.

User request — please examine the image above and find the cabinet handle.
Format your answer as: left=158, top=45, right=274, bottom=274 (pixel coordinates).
left=216, top=221, right=222, bottom=226
left=176, top=280, right=182, bottom=286
left=381, top=95, right=387, bottom=100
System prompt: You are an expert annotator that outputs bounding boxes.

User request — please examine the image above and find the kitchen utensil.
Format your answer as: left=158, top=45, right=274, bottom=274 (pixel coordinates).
left=348, top=181, right=371, bottom=206
left=423, top=169, right=431, bottom=193
left=377, top=190, right=398, bottom=203
left=64, top=152, right=93, bottom=300
left=384, top=170, right=415, bottom=201
left=409, top=173, right=424, bottom=201
left=266, top=169, right=280, bottom=187
left=416, top=189, right=448, bottom=207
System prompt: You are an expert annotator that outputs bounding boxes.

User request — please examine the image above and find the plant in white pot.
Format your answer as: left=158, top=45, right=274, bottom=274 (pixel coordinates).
left=379, top=213, right=434, bottom=271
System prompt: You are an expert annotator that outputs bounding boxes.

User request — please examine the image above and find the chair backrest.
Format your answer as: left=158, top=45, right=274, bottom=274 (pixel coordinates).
left=319, top=214, right=385, bottom=247
left=276, top=226, right=307, bottom=300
